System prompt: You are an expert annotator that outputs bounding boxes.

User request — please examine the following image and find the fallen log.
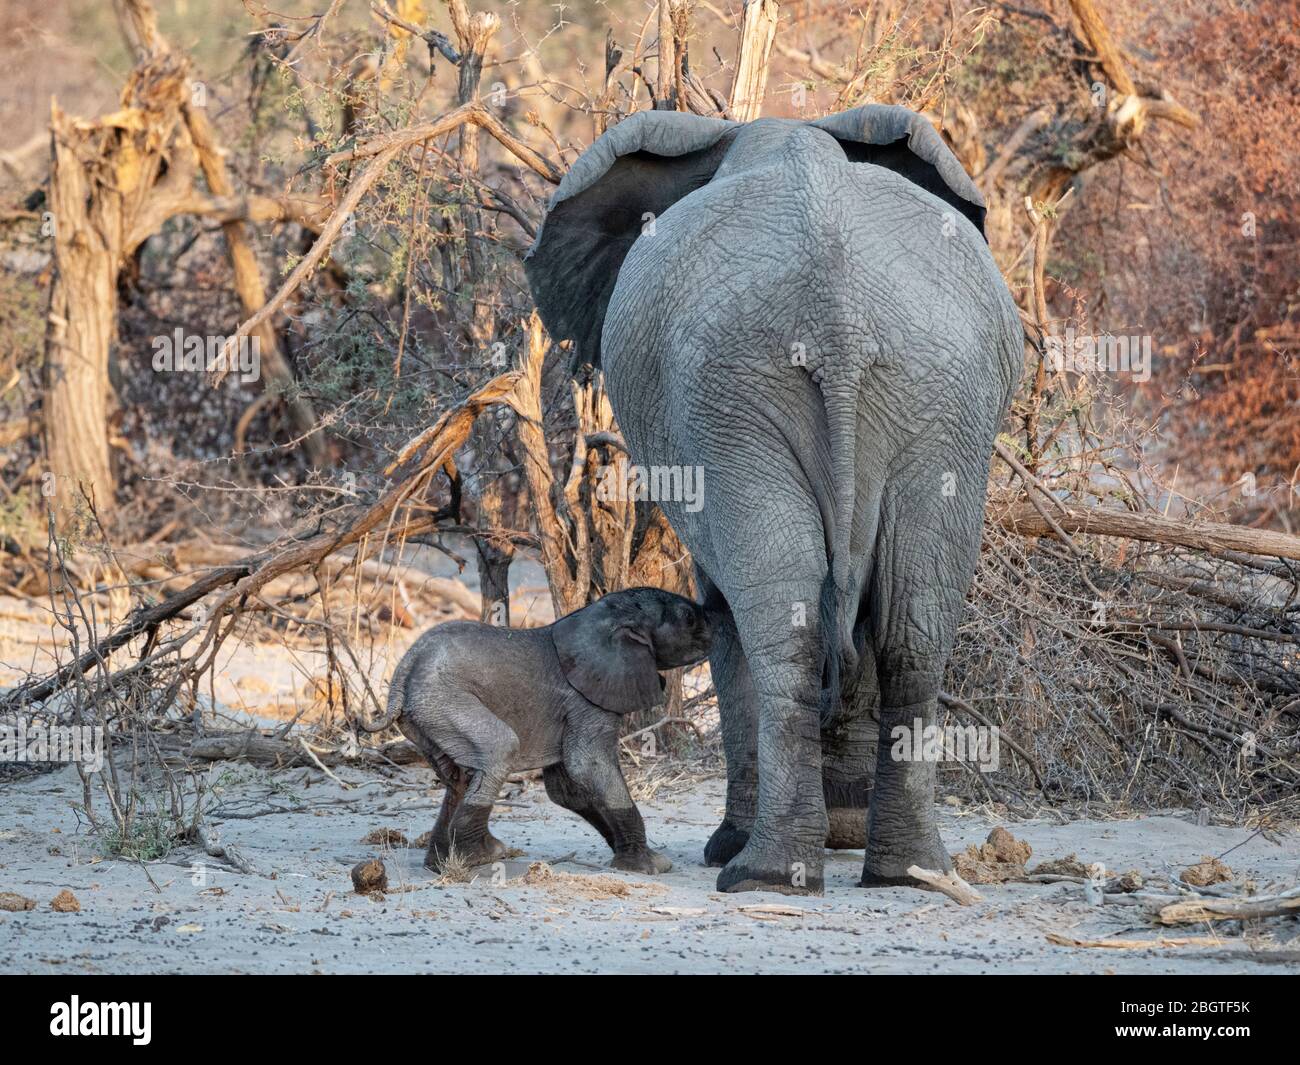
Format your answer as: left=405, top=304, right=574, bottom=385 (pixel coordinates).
left=997, top=502, right=1300, bottom=562
left=1047, top=932, right=1218, bottom=949
left=187, top=732, right=422, bottom=768
left=1156, top=890, right=1300, bottom=926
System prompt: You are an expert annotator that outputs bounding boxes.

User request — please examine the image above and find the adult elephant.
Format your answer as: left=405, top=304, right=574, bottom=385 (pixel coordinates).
left=525, top=105, right=1021, bottom=894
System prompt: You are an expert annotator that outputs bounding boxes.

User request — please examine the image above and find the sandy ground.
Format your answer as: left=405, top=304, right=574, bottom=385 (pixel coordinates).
left=1, top=761, right=1297, bottom=975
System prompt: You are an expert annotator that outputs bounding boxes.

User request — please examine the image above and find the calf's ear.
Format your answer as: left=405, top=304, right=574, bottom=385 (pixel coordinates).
left=551, top=598, right=664, bottom=715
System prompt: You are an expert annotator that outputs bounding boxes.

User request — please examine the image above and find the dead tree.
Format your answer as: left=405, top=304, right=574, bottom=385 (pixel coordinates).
left=41, top=0, right=330, bottom=523
left=43, top=55, right=191, bottom=521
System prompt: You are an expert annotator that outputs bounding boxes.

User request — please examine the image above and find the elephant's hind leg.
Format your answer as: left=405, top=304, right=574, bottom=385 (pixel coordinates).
left=861, top=477, right=984, bottom=887
left=439, top=712, right=519, bottom=871
left=697, top=574, right=759, bottom=868
left=396, top=729, right=469, bottom=872
left=713, top=570, right=830, bottom=895
left=443, top=763, right=514, bottom=868
left=422, top=763, right=466, bottom=871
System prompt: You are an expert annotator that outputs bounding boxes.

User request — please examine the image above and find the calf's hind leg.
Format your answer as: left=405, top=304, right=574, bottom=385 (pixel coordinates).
left=443, top=761, right=514, bottom=868
left=422, top=763, right=466, bottom=870
left=405, top=702, right=518, bottom=872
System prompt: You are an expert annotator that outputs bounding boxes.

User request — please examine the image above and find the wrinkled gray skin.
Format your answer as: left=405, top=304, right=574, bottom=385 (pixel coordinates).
left=371, top=588, right=711, bottom=875
left=525, top=105, right=1022, bottom=894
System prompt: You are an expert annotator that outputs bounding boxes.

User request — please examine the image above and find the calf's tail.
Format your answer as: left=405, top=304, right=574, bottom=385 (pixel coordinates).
left=356, top=660, right=408, bottom=733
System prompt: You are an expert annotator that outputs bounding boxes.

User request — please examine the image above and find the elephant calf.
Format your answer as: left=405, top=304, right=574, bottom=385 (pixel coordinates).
left=366, top=588, right=712, bottom=875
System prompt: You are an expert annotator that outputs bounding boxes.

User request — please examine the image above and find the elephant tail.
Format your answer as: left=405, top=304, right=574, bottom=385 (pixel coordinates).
left=818, top=566, right=856, bottom=727
left=816, top=376, right=871, bottom=724
left=817, top=568, right=840, bottom=723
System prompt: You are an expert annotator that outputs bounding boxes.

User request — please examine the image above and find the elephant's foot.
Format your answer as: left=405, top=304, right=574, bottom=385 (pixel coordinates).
left=703, top=819, right=750, bottom=867
left=611, top=847, right=672, bottom=875
left=860, top=829, right=951, bottom=888
left=716, top=839, right=824, bottom=895
left=423, top=830, right=510, bottom=873
left=825, top=806, right=868, bottom=850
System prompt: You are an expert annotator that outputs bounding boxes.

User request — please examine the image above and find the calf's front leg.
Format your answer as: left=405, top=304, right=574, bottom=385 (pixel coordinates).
left=558, top=737, right=671, bottom=874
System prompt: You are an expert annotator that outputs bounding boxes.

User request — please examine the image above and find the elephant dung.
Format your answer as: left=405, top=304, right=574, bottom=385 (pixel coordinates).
left=1029, top=853, right=1090, bottom=878
left=952, top=827, right=1033, bottom=884
left=520, top=861, right=665, bottom=902
left=360, top=828, right=409, bottom=847
left=351, top=858, right=389, bottom=896
left=1111, top=869, right=1144, bottom=893
left=1180, top=856, right=1233, bottom=887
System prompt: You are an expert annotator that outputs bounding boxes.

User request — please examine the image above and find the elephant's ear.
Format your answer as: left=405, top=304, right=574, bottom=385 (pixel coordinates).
left=811, top=104, right=987, bottom=237
left=525, top=111, right=738, bottom=369
left=551, top=597, right=665, bottom=715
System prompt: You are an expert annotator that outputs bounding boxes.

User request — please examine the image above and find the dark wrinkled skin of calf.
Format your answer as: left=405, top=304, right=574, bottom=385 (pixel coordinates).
left=382, top=588, right=711, bottom=875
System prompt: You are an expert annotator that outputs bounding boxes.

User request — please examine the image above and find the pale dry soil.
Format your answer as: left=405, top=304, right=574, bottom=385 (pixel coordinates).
left=1, top=762, right=1297, bottom=974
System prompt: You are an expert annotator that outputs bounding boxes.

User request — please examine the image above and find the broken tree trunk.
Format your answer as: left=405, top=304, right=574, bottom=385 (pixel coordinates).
left=446, top=6, right=518, bottom=623
left=44, top=107, right=118, bottom=518
left=42, top=52, right=193, bottom=521
left=728, top=0, right=780, bottom=121
left=513, top=314, right=589, bottom=616
left=655, top=1, right=682, bottom=110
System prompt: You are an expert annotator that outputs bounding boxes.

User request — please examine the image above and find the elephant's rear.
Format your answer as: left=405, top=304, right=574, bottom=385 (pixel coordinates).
left=605, top=158, right=1019, bottom=697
